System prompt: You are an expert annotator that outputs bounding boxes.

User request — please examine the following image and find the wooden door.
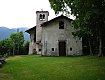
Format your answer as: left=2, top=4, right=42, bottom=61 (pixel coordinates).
left=59, top=41, right=66, bottom=56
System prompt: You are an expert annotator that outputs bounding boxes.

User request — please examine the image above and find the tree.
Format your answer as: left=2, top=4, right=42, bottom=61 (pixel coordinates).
left=10, top=31, right=24, bottom=55
left=49, top=0, right=105, bottom=56
left=0, top=31, right=24, bottom=56
left=0, top=38, right=13, bottom=56
left=23, top=41, right=29, bottom=55
left=17, top=31, right=24, bottom=54
left=10, top=33, right=17, bottom=55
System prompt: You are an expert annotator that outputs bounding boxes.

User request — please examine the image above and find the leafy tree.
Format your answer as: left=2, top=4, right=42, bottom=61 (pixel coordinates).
left=22, top=41, right=29, bottom=55
left=17, top=31, right=24, bottom=54
left=49, top=0, right=105, bottom=56
left=10, top=33, right=18, bottom=55
left=0, top=31, right=25, bottom=56
left=10, top=31, right=24, bottom=55
left=0, top=38, right=13, bottom=56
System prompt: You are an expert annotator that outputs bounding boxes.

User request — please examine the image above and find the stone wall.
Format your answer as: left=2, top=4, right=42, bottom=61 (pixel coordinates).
left=41, top=17, right=82, bottom=56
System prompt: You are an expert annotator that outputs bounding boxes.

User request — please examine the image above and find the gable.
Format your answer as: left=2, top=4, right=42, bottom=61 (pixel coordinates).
left=41, top=15, right=72, bottom=27
left=25, top=15, right=72, bottom=34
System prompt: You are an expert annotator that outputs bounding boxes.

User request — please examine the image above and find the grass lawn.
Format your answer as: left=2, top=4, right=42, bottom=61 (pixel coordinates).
left=0, top=55, right=105, bottom=80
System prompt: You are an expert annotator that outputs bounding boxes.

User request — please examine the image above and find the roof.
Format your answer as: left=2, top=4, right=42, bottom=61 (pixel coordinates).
left=25, top=15, right=72, bottom=33
left=25, top=26, right=36, bottom=33
left=41, top=15, right=72, bottom=27
left=36, top=11, right=49, bottom=13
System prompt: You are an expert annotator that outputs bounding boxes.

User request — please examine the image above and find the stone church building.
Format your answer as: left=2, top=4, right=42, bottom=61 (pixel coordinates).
left=26, top=10, right=82, bottom=56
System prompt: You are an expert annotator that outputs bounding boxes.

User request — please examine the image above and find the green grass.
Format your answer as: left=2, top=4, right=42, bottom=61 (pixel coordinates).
left=0, top=55, right=105, bottom=80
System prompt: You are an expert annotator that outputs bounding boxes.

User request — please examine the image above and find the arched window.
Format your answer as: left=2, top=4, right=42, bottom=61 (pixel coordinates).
left=39, top=14, right=43, bottom=20
left=43, top=14, right=45, bottom=20
left=39, top=14, right=45, bottom=20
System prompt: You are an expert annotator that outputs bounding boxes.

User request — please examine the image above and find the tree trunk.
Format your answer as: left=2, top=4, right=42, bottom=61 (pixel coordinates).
left=13, top=45, right=15, bottom=56
left=89, top=40, right=93, bottom=55
left=98, top=31, right=103, bottom=57
left=88, top=35, right=93, bottom=55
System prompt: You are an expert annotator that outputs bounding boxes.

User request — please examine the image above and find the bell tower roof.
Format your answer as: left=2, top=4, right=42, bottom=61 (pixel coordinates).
left=36, top=10, right=49, bottom=25
left=36, top=11, right=49, bottom=16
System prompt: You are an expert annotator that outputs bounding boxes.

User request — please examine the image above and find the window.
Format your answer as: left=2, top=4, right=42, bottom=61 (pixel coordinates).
left=59, top=21, right=64, bottom=29
left=39, top=49, right=41, bottom=51
left=34, top=33, right=36, bottom=42
left=39, top=14, right=45, bottom=20
left=43, top=14, right=45, bottom=20
left=70, top=48, right=72, bottom=51
left=52, top=48, right=54, bottom=51
left=39, top=14, right=43, bottom=20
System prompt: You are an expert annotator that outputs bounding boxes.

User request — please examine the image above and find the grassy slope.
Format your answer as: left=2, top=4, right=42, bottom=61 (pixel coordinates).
left=0, top=55, right=105, bottom=80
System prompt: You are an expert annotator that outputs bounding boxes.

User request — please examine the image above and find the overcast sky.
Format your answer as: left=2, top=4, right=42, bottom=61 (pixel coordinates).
left=0, top=0, right=56, bottom=29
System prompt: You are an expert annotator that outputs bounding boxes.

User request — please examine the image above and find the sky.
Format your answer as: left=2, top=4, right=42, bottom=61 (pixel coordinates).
left=0, top=0, right=56, bottom=29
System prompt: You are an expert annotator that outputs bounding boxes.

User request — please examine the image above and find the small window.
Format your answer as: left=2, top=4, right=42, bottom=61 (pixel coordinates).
left=39, top=49, right=41, bottom=51
left=70, top=48, right=72, bottom=51
left=39, top=14, right=45, bottom=20
left=43, top=14, right=45, bottom=20
left=52, top=48, right=54, bottom=51
left=59, top=21, right=64, bottom=29
left=34, top=33, right=36, bottom=42
left=39, top=14, right=43, bottom=20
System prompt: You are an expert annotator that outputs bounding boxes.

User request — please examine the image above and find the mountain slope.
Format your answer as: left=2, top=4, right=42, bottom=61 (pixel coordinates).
left=0, top=27, right=30, bottom=41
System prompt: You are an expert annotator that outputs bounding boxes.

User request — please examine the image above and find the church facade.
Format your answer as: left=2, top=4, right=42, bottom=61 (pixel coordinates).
left=26, top=11, right=82, bottom=56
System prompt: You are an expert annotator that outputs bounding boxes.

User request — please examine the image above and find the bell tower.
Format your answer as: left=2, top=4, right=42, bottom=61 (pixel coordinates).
left=36, top=10, right=49, bottom=25
left=35, top=10, right=49, bottom=54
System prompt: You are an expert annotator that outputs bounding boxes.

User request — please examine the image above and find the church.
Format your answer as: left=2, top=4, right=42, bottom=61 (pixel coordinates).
left=26, top=10, right=82, bottom=56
